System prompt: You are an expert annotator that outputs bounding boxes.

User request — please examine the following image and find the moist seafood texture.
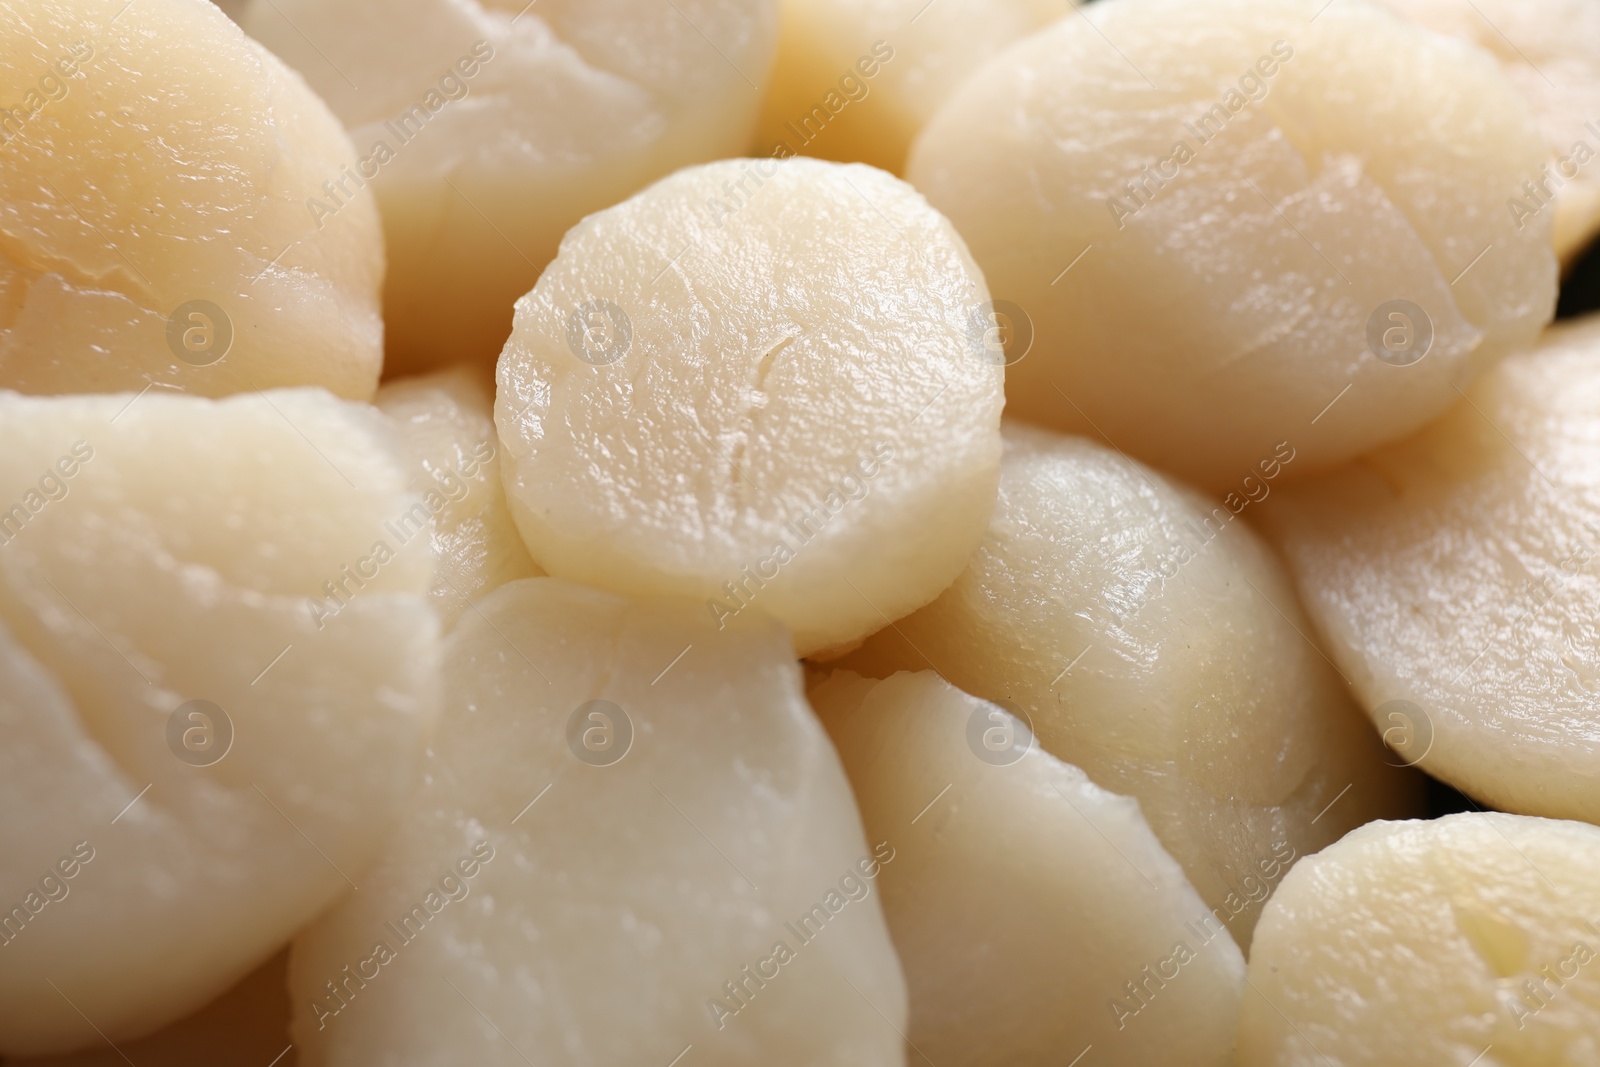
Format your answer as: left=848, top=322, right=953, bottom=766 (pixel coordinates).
left=1240, top=813, right=1600, bottom=1065
left=907, top=0, right=1556, bottom=491
left=244, top=0, right=780, bottom=373
left=375, top=366, right=542, bottom=628
left=0, top=0, right=384, bottom=400
left=1259, top=315, right=1600, bottom=824
left=839, top=423, right=1419, bottom=946
left=288, top=577, right=906, bottom=1067
left=494, top=157, right=1004, bottom=658
left=812, top=669, right=1245, bottom=1067
left=1378, top=0, right=1600, bottom=265
left=3, top=953, right=294, bottom=1067
left=0, top=390, right=437, bottom=1054
left=753, top=0, right=1073, bottom=174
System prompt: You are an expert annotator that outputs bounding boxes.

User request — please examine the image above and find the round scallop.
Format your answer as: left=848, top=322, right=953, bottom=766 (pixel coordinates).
left=0, top=389, right=438, bottom=1054
left=907, top=0, right=1556, bottom=490
left=1241, top=813, right=1600, bottom=1065
left=839, top=422, right=1419, bottom=945
left=495, top=157, right=1004, bottom=657
left=812, top=669, right=1244, bottom=1067
left=0, top=0, right=384, bottom=400
left=1378, top=0, right=1600, bottom=265
left=244, top=0, right=781, bottom=373
left=288, top=577, right=907, bottom=1067
left=375, top=366, right=542, bottom=628
left=753, top=0, right=1074, bottom=174
left=1259, top=315, right=1600, bottom=825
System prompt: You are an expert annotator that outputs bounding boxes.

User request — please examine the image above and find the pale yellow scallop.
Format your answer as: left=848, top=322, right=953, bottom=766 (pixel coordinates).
left=1241, top=813, right=1600, bottom=1065
left=812, top=669, right=1244, bottom=1067
left=908, top=0, right=1555, bottom=490
left=0, top=389, right=437, bottom=1054
left=1377, top=0, right=1600, bottom=266
left=288, top=577, right=907, bottom=1067
left=0, top=0, right=384, bottom=399
left=753, top=0, right=1074, bottom=174
left=495, top=157, right=1004, bottom=658
left=375, top=366, right=542, bottom=627
left=244, top=0, right=780, bottom=372
left=1259, top=315, right=1600, bottom=824
left=839, top=422, right=1420, bottom=945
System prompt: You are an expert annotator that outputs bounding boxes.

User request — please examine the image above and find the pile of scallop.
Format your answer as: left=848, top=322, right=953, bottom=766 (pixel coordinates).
left=6, top=0, right=1600, bottom=1063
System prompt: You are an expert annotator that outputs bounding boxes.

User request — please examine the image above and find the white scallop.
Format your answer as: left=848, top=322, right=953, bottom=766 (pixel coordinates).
left=839, top=422, right=1420, bottom=945
left=1260, top=315, right=1600, bottom=824
left=1241, top=813, right=1600, bottom=1065
left=908, top=0, right=1556, bottom=490
left=0, top=389, right=437, bottom=1053
left=288, top=577, right=907, bottom=1066
left=494, top=157, right=1004, bottom=657
left=813, top=669, right=1244, bottom=1067
left=1378, top=0, right=1600, bottom=265
left=754, top=0, right=1074, bottom=174
left=244, top=0, right=780, bottom=372
left=0, top=0, right=384, bottom=400
left=375, top=365, right=542, bottom=628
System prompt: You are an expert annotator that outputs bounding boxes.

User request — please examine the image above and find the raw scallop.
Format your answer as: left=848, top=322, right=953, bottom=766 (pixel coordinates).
left=1259, top=315, right=1600, bottom=824
left=812, top=668, right=1244, bottom=1067
left=0, top=389, right=437, bottom=1053
left=1379, top=0, right=1600, bottom=265
left=375, top=365, right=542, bottom=627
left=0, top=0, right=384, bottom=399
left=244, top=0, right=781, bottom=372
left=288, top=577, right=907, bottom=1067
left=840, top=422, right=1419, bottom=945
left=754, top=0, right=1072, bottom=174
left=908, top=0, right=1556, bottom=490
left=494, top=157, right=1004, bottom=657
left=1241, top=813, right=1600, bottom=1065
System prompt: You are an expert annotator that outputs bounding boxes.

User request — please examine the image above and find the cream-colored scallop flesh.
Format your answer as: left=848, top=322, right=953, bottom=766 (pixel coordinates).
left=4, top=953, right=294, bottom=1067
left=1377, top=0, right=1600, bottom=266
left=838, top=422, right=1419, bottom=945
left=494, top=157, right=1004, bottom=658
left=1240, top=813, right=1600, bottom=1065
left=375, top=366, right=542, bottom=628
left=0, top=389, right=437, bottom=1054
left=753, top=0, right=1073, bottom=174
left=1258, top=316, right=1600, bottom=825
left=244, top=0, right=780, bottom=374
left=811, top=669, right=1244, bottom=1067
left=907, top=0, right=1556, bottom=491
left=288, top=577, right=907, bottom=1067
left=0, top=0, right=384, bottom=400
